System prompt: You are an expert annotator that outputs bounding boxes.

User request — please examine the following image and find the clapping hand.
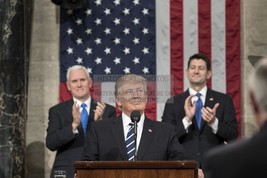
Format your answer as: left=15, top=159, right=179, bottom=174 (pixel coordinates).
left=94, top=101, right=106, bottom=121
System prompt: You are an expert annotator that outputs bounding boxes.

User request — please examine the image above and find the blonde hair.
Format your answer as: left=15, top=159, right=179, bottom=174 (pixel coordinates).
left=114, top=74, right=147, bottom=96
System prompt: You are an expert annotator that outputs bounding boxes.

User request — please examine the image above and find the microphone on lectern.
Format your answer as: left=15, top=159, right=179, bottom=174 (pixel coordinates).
left=130, top=110, right=141, bottom=161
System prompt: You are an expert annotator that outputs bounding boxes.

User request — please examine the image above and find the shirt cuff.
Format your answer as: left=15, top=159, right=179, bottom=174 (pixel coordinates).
left=208, top=118, right=218, bottom=134
left=72, top=128, right=79, bottom=134
left=182, top=117, right=192, bottom=133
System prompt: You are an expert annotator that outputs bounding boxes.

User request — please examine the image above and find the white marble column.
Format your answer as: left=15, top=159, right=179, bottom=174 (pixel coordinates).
left=27, top=1, right=59, bottom=177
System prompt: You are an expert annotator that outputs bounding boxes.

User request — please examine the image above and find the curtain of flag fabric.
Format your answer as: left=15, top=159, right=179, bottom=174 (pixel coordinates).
left=59, top=0, right=241, bottom=134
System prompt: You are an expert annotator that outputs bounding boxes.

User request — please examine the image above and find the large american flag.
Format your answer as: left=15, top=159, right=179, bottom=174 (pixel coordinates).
left=59, top=0, right=241, bottom=134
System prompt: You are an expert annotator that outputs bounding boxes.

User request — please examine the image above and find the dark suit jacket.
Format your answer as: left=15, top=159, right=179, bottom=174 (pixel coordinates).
left=46, top=99, right=116, bottom=178
left=83, top=116, right=190, bottom=161
left=203, top=121, right=267, bottom=178
left=162, top=88, right=238, bottom=167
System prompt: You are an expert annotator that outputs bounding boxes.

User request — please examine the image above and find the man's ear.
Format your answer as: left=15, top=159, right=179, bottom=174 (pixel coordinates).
left=185, top=69, right=189, bottom=78
left=116, top=102, right=122, bottom=107
left=88, top=78, right=93, bottom=88
left=66, top=82, right=71, bottom=91
left=115, top=97, right=122, bottom=107
left=207, top=70, right=212, bottom=80
left=249, top=91, right=259, bottom=114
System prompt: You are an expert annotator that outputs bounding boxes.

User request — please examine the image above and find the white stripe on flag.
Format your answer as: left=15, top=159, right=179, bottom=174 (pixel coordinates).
left=211, top=0, right=226, bottom=93
left=101, top=82, right=116, bottom=107
left=183, top=0, right=199, bottom=91
left=156, top=0, right=171, bottom=121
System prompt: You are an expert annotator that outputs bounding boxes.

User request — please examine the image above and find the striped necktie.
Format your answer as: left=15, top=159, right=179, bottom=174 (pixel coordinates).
left=125, top=123, right=135, bottom=161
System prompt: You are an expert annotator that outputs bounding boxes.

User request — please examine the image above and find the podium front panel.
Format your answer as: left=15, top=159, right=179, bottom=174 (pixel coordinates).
left=74, top=161, right=198, bottom=178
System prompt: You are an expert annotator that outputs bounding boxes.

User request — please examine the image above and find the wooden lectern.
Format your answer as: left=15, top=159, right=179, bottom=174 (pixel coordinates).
left=74, top=161, right=198, bottom=178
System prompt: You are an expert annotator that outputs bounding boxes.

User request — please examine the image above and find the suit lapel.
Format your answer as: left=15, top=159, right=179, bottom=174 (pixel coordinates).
left=65, top=99, right=74, bottom=116
left=205, top=89, right=216, bottom=108
left=89, top=99, right=97, bottom=122
left=199, top=89, right=216, bottom=131
left=137, top=118, right=155, bottom=160
left=110, top=116, right=129, bottom=160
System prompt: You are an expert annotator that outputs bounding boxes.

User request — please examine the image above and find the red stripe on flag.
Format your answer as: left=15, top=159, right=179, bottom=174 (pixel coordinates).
left=171, top=0, right=184, bottom=94
left=145, top=82, right=157, bottom=120
left=60, top=83, right=71, bottom=102
left=91, top=82, right=102, bottom=101
left=226, top=0, right=241, bottom=136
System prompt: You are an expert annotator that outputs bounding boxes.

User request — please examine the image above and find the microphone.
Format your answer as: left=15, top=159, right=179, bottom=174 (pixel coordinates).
left=130, top=110, right=141, bottom=161
left=130, top=110, right=141, bottom=123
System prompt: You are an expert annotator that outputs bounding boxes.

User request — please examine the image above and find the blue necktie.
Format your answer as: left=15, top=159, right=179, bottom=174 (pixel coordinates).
left=195, top=93, right=203, bottom=129
left=81, top=103, right=89, bottom=135
left=125, top=123, right=135, bottom=161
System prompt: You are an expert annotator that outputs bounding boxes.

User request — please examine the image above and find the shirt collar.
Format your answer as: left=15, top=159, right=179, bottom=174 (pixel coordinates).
left=73, top=96, right=91, bottom=111
left=122, top=112, right=145, bottom=127
left=189, top=85, right=207, bottom=97
left=189, top=86, right=207, bottom=104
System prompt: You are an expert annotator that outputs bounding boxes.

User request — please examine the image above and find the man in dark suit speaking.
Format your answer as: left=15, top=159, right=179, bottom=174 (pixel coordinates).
left=46, top=65, right=116, bottom=178
left=82, top=74, right=190, bottom=161
left=162, top=53, right=238, bottom=176
left=203, top=58, right=267, bottom=178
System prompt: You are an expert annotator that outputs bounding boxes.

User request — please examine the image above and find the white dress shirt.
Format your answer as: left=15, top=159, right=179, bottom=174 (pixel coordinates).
left=183, top=86, right=218, bottom=133
left=122, top=112, right=145, bottom=152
